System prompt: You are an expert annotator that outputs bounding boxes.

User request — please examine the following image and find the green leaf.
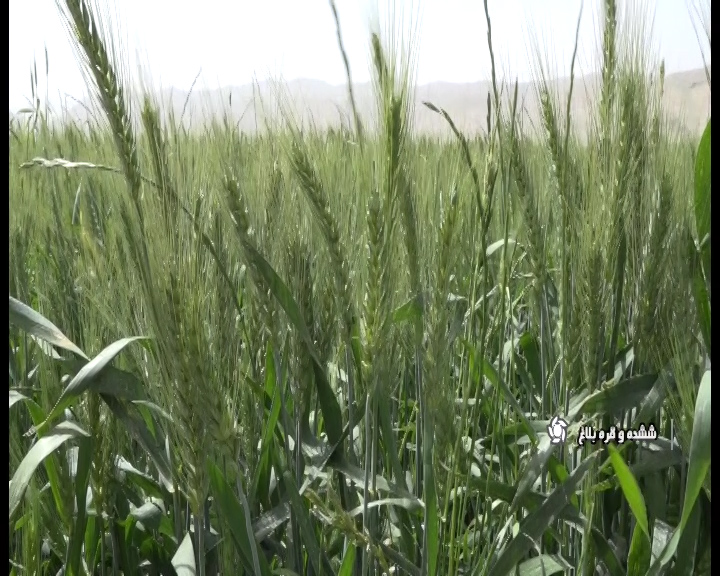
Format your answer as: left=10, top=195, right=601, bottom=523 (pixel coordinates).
left=9, top=389, right=29, bottom=410
left=9, top=296, right=88, bottom=360
left=515, top=554, right=568, bottom=575
left=328, top=458, right=422, bottom=505
left=678, top=368, right=712, bottom=508
left=234, top=232, right=319, bottom=366
left=61, top=358, right=148, bottom=401
left=646, top=369, right=711, bottom=574
left=171, top=532, right=197, bottom=576
left=33, top=336, right=148, bottom=436
left=672, top=496, right=703, bottom=576
left=629, top=449, right=683, bottom=479
left=234, top=236, right=344, bottom=448
left=208, top=460, right=271, bottom=576
left=129, top=500, right=166, bottom=531
left=252, top=502, right=291, bottom=542
left=65, top=434, right=93, bottom=576
left=101, top=395, right=173, bottom=486
left=626, top=519, right=651, bottom=576
left=488, top=452, right=598, bottom=576
left=509, top=392, right=588, bottom=514
left=8, top=393, right=71, bottom=524
left=376, top=394, right=420, bottom=556
left=590, top=529, right=626, bottom=576
left=393, top=296, right=422, bottom=325
left=117, top=457, right=171, bottom=501
left=517, top=332, right=542, bottom=393
left=338, top=544, right=357, bottom=576
left=422, top=415, right=439, bottom=576
left=607, top=444, right=649, bottom=539
left=486, top=238, right=517, bottom=257
left=463, top=475, right=623, bottom=575
left=581, top=373, right=657, bottom=416
left=83, top=514, right=100, bottom=575
left=282, top=469, right=334, bottom=576
left=690, top=242, right=711, bottom=355
left=9, top=421, right=89, bottom=521
left=597, top=369, right=674, bottom=474
left=347, top=497, right=424, bottom=518
left=253, top=342, right=282, bottom=510
left=694, top=118, right=711, bottom=275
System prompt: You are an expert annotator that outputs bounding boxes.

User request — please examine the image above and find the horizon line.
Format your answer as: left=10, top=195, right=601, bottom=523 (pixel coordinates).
left=9, top=64, right=709, bottom=114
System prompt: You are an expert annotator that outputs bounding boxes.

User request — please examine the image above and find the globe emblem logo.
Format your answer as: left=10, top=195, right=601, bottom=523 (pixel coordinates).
left=547, top=416, right=568, bottom=444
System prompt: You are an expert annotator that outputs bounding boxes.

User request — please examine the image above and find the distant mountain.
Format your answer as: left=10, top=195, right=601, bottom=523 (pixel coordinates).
left=17, top=68, right=711, bottom=138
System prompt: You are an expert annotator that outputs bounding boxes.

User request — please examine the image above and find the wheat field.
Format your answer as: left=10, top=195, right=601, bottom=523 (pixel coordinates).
left=8, top=0, right=711, bottom=575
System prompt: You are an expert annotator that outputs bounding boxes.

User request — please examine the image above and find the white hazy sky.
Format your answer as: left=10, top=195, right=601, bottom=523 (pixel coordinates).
left=9, top=0, right=709, bottom=112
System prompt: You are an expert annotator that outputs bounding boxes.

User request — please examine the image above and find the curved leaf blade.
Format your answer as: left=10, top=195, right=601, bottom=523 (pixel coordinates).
left=208, top=460, right=270, bottom=576
left=646, top=370, right=711, bottom=574
left=694, top=119, right=711, bottom=254
left=488, top=453, right=598, bottom=576
left=171, top=532, right=196, bottom=576
left=607, top=444, right=649, bottom=539
left=9, top=296, right=88, bottom=360
left=34, top=336, right=148, bottom=435
left=9, top=421, right=89, bottom=521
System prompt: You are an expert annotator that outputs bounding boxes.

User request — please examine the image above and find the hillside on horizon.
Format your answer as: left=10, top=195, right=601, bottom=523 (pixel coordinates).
left=16, top=67, right=711, bottom=138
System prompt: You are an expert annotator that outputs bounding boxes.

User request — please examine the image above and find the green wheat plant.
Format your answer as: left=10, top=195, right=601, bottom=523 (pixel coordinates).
left=8, top=0, right=710, bottom=574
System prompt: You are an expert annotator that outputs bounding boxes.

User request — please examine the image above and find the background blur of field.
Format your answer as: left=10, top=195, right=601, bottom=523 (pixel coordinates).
left=15, top=67, right=711, bottom=138
left=9, top=1, right=711, bottom=575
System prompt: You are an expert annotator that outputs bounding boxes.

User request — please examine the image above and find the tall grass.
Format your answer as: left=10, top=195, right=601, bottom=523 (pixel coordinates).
left=9, top=0, right=711, bottom=575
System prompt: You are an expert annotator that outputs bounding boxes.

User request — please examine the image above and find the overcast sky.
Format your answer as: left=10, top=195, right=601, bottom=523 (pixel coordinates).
left=9, top=0, right=709, bottom=112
